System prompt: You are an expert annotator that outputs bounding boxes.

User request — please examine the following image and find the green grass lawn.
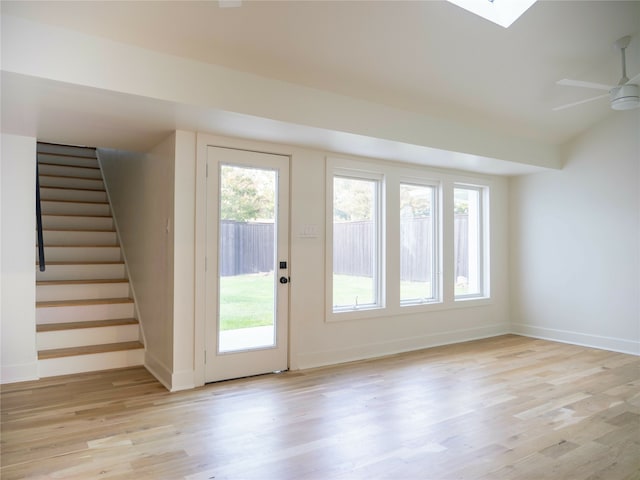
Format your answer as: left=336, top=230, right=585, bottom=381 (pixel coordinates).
left=220, top=273, right=470, bottom=330
left=219, top=273, right=274, bottom=330
left=333, top=274, right=434, bottom=306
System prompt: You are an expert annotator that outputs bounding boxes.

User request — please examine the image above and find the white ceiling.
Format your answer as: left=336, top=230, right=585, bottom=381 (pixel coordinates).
left=2, top=0, right=639, bottom=172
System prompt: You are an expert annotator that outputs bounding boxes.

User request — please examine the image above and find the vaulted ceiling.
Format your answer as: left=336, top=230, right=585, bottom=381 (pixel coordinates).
left=2, top=1, right=639, bottom=173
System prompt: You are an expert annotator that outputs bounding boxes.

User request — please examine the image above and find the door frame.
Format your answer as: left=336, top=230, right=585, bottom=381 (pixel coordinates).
left=205, top=147, right=289, bottom=382
left=194, top=134, right=293, bottom=387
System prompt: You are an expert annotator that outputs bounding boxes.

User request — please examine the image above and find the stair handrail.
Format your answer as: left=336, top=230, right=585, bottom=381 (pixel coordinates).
left=36, top=161, right=45, bottom=272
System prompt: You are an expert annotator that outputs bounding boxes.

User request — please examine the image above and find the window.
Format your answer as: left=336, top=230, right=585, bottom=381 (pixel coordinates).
left=454, top=185, right=486, bottom=299
left=400, top=182, right=438, bottom=305
left=332, top=174, right=383, bottom=311
left=327, top=156, right=491, bottom=321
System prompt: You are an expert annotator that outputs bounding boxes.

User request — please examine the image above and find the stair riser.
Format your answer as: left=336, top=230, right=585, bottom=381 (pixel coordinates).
left=36, top=263, right=125, bottom=281
left=38, top=324, right=139, bottom=350
left=41, top=201, right=110, bottom=216
left=38, top=164, right=102, bottom=179
left=37, top=282, right=130, bottom=302
left=37, top=302, right=134, bottom=324
left=39, top=176, right=105, bottom=191
left=39, top=246, right=122, bottom=262
left=40, top=187, right=107, bottom=203
left=38, top=349, right=144, bottom=378
left=42, top=215, right=114, bottom=230
left=41, top=230, right=118, bottom=245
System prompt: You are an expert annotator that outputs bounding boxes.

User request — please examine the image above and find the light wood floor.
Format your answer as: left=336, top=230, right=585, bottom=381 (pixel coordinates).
left=1, top=335, right=639, bottom=479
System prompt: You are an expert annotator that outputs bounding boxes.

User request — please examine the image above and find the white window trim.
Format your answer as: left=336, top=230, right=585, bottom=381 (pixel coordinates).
left=399, top=177, right=441, bottom=307
left=326, top=156, right=492, bottom=323
left=453, top=183, right=491, bottom=301
left=326, top=161, right=386, bottom=320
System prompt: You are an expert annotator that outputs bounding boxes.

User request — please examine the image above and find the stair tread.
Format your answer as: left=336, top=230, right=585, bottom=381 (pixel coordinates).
left=37, top=278, right=128, bottom=286
left=41, top=228, right=116, bottom=232
left=37, top=146, right=97, bottom=159
left=37, top=297, right=133, bottom=308
left=37, top=318, right=138, bottom=332
left=38, top=341, right=144, bottom=360
left=36, top=261, right=124, bottom=266
left=43, top=213, right=111, bottom=218
left=38, top=161, right=100, bottom=171
left=38, top=245, right=121, bottom=249
left=39, top=173, right=103, bottom=181
left=39, top=173, right=102, bottom=182
left=41, top=199, right=109, bottom=205
left=40, top=185, right=106, bottom=193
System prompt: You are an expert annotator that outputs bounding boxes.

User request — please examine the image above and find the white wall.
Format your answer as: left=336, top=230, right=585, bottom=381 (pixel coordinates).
left=99, top=135, right=176, bottom=388
left=289, top=150, right=510, bottom=369
left=194, top=133, right=511, bottom=385
left=510, top=110, right=640, bottom=354
left=100, top=131, right=197, bottom=391
left=1, top=133, right=38, bottom=383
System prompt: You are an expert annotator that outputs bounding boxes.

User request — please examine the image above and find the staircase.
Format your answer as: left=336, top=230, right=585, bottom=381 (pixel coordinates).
left=36, top=142, right=144, bottom=377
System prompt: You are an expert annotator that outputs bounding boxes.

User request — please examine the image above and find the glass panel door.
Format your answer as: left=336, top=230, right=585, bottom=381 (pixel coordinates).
left=205, top=147, right=289, bottom=383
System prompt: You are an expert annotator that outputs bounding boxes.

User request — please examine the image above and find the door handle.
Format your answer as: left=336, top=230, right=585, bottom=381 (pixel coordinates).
left=279, top=276, right=289, bottom=284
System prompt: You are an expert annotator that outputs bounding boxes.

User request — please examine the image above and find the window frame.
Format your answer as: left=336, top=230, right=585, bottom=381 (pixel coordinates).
left=326, top=156, right=492, bottom=323
left=453, top=183, right=490, bottom=301
left=399, top=178, right=441, bottom=307
left=328, top=167, right=385, bottom=317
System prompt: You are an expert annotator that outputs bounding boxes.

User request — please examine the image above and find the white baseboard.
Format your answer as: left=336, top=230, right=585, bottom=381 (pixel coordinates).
left=170, top=369, right=195, bottom=392
left=144, top=352, right=195, bottom=391
left=511, top=324, right=640, bottom=356
left=296, top=323, right=510, bottom=370
left=144, top=352, right=173, bottom=391
left=1, top=361, right=39, bottom=384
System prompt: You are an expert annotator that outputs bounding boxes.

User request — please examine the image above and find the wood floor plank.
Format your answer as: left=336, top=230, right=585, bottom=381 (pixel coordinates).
left=2, top=335, right=639, bottom=479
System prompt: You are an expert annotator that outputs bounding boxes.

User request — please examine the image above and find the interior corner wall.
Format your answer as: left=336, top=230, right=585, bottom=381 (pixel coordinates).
left=1, top=133, right=39, bottom=383
left=99, top=133, right=177, bottom=389
left=510, top=110, right=640, bottom=355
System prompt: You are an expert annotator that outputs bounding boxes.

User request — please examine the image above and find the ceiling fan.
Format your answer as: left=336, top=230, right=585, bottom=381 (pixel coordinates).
left=554, top=35, right=640, bottom=111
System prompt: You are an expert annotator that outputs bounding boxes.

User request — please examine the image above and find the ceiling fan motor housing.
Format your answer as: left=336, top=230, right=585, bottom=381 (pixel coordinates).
left=610, top=84, right=640, bottom=110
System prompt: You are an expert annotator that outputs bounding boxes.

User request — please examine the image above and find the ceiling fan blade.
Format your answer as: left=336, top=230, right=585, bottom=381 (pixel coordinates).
left=624, top=72, right=640, bottom=85
left=552, top=93, right=609, bottom=112
left=556, top=79, right=612, bottom=91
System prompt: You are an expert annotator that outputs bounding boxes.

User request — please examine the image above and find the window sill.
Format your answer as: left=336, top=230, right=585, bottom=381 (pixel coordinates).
left=325, top=296, right=493, bottom=322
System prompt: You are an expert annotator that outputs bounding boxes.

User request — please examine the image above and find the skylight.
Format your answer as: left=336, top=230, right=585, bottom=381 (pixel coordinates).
left=446, top=0, right=537, bottom=28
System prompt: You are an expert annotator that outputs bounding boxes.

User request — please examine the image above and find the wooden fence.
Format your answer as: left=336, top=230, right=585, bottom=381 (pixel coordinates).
left=220, top=216, right=469, bottom=279
left=219, top=221, right=274, bottom=276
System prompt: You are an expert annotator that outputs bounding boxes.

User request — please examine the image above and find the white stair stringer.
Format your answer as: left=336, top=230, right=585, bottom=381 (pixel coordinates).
left=35, top=143, right=144, bottom=378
